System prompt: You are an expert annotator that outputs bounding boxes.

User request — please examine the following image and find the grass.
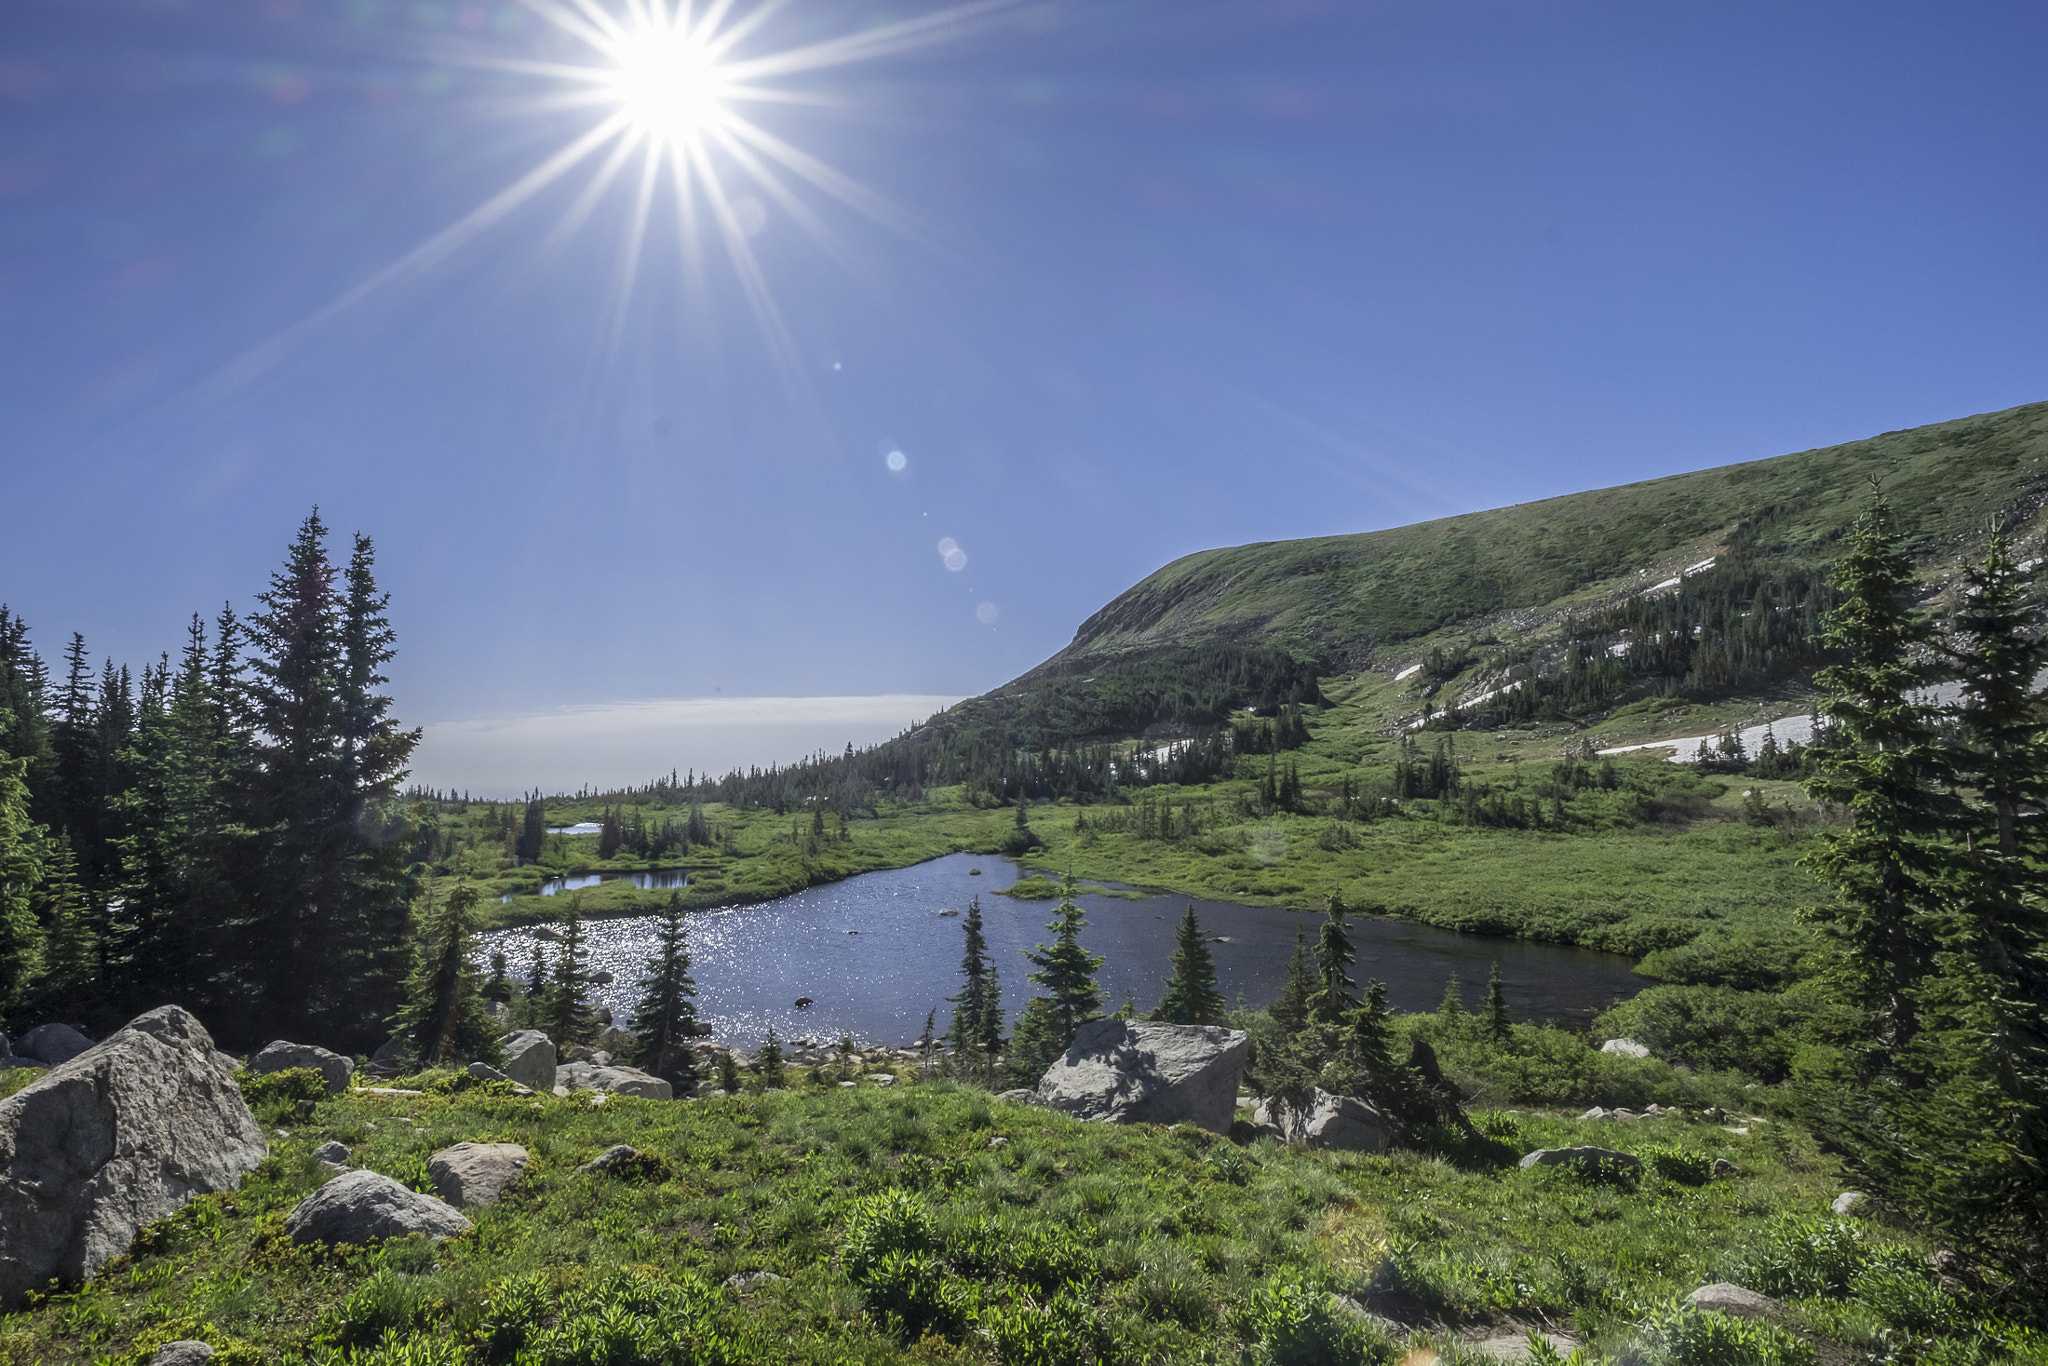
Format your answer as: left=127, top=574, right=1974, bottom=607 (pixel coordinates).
left=5, top=1064, right=2034, bottom=1366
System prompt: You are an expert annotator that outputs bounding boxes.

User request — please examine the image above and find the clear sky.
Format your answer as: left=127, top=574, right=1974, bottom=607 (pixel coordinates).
left=4, top=0, right=2045, bottom=794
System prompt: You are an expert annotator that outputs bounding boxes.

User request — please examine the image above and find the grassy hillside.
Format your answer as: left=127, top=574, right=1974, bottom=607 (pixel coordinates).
left=3, top=1062, right=2035, bottom=1366
left=1032, top=401, right=2048, bottom=673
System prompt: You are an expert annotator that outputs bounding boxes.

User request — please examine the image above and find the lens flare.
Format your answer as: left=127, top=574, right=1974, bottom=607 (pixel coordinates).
left=602, top=19, right=732, bottom=145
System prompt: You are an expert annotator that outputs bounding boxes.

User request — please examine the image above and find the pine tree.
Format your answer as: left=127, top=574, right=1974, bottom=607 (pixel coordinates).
left=1004, top=996, right=1065, bottom=1088
left=1800, top=494, right=1957, bottom=1062
left=1438, top=972, right=1465, bottom=1023
left=1312, top=892, right=1358, bottom=1024
left=629, top=891, right=700, bottom=1088
left=521, top=939, right=550, bottom=1024
left=393, top=880, right=502, bottom=1069
left=0, top=733, right=46, bottom=1012
left=544, top=900, right=597, bottom=1046
left=1483, top=962, right=1512, bottom=1041
left=1153, top=904, right=1225, bottom=1025
left=916, top=1009, right=939, bottom=1064
left=948, top=895, right=998, bottom=1059
left=759, top=1027, right=785, bottom=1087
left=482, top=950, right=511, bottom=1005
left=1023, top=876, right=1104, bottom=1049
left=1270, top=923, right=1317, bottom=1035
left=717, top=1048, right=742, bottom=1093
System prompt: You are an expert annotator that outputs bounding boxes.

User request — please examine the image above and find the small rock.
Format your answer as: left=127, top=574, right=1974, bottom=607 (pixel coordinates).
left=724, top=1270, right=787, bottom=1289
left=1832, top=1191, right=1866, bottom=1216
left=1325, top=1294, right=1401, bottom=1337
left=149, top=1342, right=217, bottom=1366
left=996, top=1089, right=1037, bottom=1104
left=532, top=926, right=562, bottom=941
left=838, top=1080, right=858, bottom=1088
left=312, top=1141, right=350, bottom=1164
left=1600, top=1038, right=1651, bottom=1058
left=987, top=1136, right=1009, bottom=1148
left=284, top=1170, right=472, bottom=1246
left=318, top=1161, right=348, bottom=1174
left=360, top=1088, right=423, bottom=1097
left=1686, top=1283, right=1784, bottom=1319
left=250, top=1040, right=354, bottom=1094
left=870, top=1074, right=895, bottom=1086
left=1579, top=1107, right=1610, bottom=1121
left=1518, top=1146, right=1642, bottom=1172
left=428, top=1143, right=529, bottom=1208
left=15, top=1023, right=95, bottom=1067
left=581, top=1145, right=639, bottom=1172
left=274, top=1128, right=291, bottom=1139
left=588, top=969, right=614, bottom=985
left=466, top=1062, right=509, bottom=1083
left=1468, top=1332, right=1582, bottom=1362
left=1713, top=1158, right=1738, bottom=1176
left=594, top=1007, right=613, bottom=1027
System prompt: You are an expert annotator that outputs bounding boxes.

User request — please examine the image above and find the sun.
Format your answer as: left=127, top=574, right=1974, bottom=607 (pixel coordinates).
left=602, top=18, right=733, bottom=146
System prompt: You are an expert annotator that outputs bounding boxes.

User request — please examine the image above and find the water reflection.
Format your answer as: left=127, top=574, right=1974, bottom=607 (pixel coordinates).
left=480, top=854, right=1645, bottom=1048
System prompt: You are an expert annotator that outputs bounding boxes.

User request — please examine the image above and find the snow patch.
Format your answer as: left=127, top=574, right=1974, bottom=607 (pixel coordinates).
left=1395, top=664, right=1423, bottom=682
left=1685, top=558, right=1717, bottom=574
left=1644, top=577, right=1682, bottom=594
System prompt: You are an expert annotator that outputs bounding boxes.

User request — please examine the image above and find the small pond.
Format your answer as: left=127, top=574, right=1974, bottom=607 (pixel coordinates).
left=480, top=854, right=1645, bottom=1049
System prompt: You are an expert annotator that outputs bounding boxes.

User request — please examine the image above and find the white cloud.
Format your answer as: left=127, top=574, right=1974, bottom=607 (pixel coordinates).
left=410, top=694, right=965, bottom=797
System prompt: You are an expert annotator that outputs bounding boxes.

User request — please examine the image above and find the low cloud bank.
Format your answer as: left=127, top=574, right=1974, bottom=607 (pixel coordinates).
left=410, top=694, right=965, bottom=798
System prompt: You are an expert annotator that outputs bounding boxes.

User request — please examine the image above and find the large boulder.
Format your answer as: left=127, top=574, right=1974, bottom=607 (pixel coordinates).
left=502, top=1031, right=557, bottom=1091
left=1518, top=1146, right=1642, bottom=1173
left=0, top=1006, right=266, bottom=1307
left=428, top=1143, right=528, bottom=1208
left=1686, top=1283, right=1784, bottom=1319
left=1600, top=1038, right=1651, bottom=1058
left=15, top=1023, right=95, bottom=1067
left=1034, top=1020, right=1248, bottom=1133
left=554, top=1062, right=672, bottom=1100
left=284, top=1170, right=472, bottom=1245
left=1253, top=1089, right=1390, bottom=1152
left=249, top=1040, right=353, bottom=1094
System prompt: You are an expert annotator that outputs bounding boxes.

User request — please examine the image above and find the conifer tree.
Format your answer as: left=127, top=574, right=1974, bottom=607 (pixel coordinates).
left=0, top=734, right=46, bottom=1013
left=916, top=1009, right=938, bottom=1064
left=1270, top=923, right=1318, bottom=1035
left=1800, top=494, right=1957, bottom=1062
left=1153, top=904, right=1225, bottom=1025
left=759, top=1027, right=784, bottom=1087
left=948, top=895, right=999, bottom=1058
left=1004, top=996, right=1064, bottom=1089
left=521, top=939, right=549, bottom=1023
left=393, top=879, right=501, bottom=1069
left=543, top=900, right=597, bottom=1046
left=1483, top=962, right=1512, bottom=1041
left=482, top=950, right=511, bottom=1005
left=629, top=891, right=700, bottom=1087
left=717, top=1048, right=742, bottom=1093
left=1023, top=876, right=1105, bottom=1049
left=1312, top=892, right=1358, bottom=1024
left=1438, top=972, right=1465, bottom=1023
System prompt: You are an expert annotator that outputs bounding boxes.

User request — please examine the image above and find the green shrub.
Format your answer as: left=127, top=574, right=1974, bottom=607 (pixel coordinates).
left=477, top=1271, right=553, bottom=1361
left=1593, top=985, right=1816, bottom=1081
left=1645, top=1145, right=1715, bottom=1187
left=1737, top=1217, right=1866, bottom=1300
left=235, top=1066, right=331, bottom=1105
left=1634, top=1296, right=1815, bottom=1366
left=1241, top=1278, right=1376, bottom=1366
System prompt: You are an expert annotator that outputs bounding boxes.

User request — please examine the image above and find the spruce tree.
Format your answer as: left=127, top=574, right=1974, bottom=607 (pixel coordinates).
left=948, top=895, right=998, bottom=1059
left=1437, top=972, right=1465, bottom=1023
left=1800, top=494, right=1956, bottom=1062
left=1483, top=962, right=1512, bottom=1041
left=1270, top=923, right=1317, bottom=1035
left=1153, top=904, right=1225, bottom=1025
left=0, top=734, right=46, bottom=1013
left=1004, top=996, right=1064, bottom=1088
left=482, top=950, right=511, bottom=1005
left=521, top=939, right=550, bottom=1023
left=1023, top=876, right=1105, bottom=1049
left=393, top=880, right=501, bottom=1070
left=544, top=900, right=597, bottom=1047
left=717, top=1048, right=742, bottom=1093
left=759, top=1027, right=785, bottom=1087
left=1312, top=892, right=1358, bottom=1024
left=629, top=891, right=700, bottom=1088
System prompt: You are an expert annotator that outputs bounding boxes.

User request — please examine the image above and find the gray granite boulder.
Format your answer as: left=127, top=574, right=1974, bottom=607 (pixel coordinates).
left=249, top=1040, right=354, bottom=1094
left=1687, top=1283, right=1784, bottom=1318
left=0, top=1006, right=266, bottom=1307
left=581, top=1145, right=639, bottom=1171
left=284, top=1170, right=472, bottom=1245
left=428, top=1143, right=528, bottom=1208
left=1035, top=1020, right=1248, bottom=1133
left=1253, top=1089, right=1390, bottom=1152
left=555, top=1062, right=672, bottom=1099
left=15, top=1023, right=94, bottom=1067
left=1600, top=1037, right=1651, bottom=1058
left=466, top=1062, right=510, bottom=1083
left=1832, top=1190, right=1867, bottom=1216
left=502, top=1031, right=557, bottom=1091
left=312, top=1141, right=351, bottom=1164
left=1518, top=1146, right=1641, bottom=1173
left=149, top=1342, right=216, bottom=1366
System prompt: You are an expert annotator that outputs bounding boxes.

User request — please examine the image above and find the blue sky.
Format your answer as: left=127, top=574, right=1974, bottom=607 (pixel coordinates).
left=4, top=0, right=2045, bottom=793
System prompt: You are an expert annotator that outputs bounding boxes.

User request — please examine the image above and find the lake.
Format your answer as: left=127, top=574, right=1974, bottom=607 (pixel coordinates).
left=478, top=853, right=1645, bottom=1048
